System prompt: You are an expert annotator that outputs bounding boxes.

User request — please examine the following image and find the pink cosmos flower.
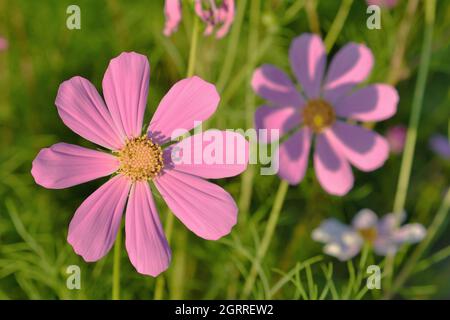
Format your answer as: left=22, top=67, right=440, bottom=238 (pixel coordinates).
left=312, top=209, right=426, bottom=261
left=366, top=0, right=399, bottom=8
left=252, top=33, right=398, bottom=195
left=31, top=52, right=249, bottom=276
left=0, top=37, right=8, bottom=51
left=429, top=134, right=450, bottom=160
left=194, top=0, right=235, bottom=39
left=163, top=0, right=235, bottom=39
left=386, top=125, right=406, bottom=154
left=163, top=0, right=182, bottom=36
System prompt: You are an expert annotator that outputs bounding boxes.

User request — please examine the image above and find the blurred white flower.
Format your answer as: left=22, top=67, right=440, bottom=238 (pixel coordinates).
left=312, top=209, right=426, bottom=261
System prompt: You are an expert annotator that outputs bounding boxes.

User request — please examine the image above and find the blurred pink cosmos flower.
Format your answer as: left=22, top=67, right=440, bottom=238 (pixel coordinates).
left=386, top=125, right=406, bottom=154
left=312, top=209, right=426, bottom=261
left=252, top=33, right=398, bottom=195
left=366, top=0, right=399, bottom=8
left=32, top=52, right=248, bottom=276
left=164, top=0, right=235, bottom=39
left=163, top=0, right=182, bottom=36
left=0, top=37, right=8, bottom=51
left=195, top=0, right=235, bottom=39
left=429, top=134, right=450, bottom=160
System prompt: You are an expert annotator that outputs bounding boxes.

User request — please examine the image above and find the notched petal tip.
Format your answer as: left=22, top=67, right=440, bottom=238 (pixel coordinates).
left=154, top=170, right=238, bottom=241
left=31, top=148, right=53, bottom=189
left=31, top=143, right=119, bottom=189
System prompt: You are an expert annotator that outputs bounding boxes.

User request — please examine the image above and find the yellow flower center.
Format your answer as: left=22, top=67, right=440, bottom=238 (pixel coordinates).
left=116, top=136, right=164, bottom=182
left=358, top=227, right=378, bottom=244
left=302, top=99, right=336, bottom=133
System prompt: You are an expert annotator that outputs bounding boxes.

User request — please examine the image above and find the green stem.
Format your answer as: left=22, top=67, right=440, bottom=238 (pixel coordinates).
left=324, top=0, right=353, bottom=53
left=238, top=0, right=260, bottom=215
left=154, top=14, right=201, bottom=300
left=170, top=229, right=187, bottom=299
left=153, top=211, right=174, bottom=300
left=186, top=16, right=199, bottom=78
left=112, top=225, right=122, bottom=300
left=386, top=0, right=419, bottom=85
left=385, top=0, right=435, bottom=292
left=282, top=0, right=306, bottom=24
left=216, top=0, right=248, bottom=91
left=241, top=180, right=289, bottom=298
left=447, top=119, right=450, bottom=141
left=305, top=0, right=321, bottom=35
left=392, top=0, right=435, bottom=216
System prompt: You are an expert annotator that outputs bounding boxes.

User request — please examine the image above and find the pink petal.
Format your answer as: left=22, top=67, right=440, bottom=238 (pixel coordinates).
left=67, top=175, right=131, bottom=262
left=312, top=219, right=363, bottom=261
left=215, top=0, right=235, bottom=39
left=393, top=223, right=426, bottom=244
left=254, top=105, right=300, bottom=143
left=31, top=143, right=119, bottom=189
left=277, top=128, right=312, bottom=185
left=334, top=84, right=398, bottom=121
left=289, top=33, right=326, bottom=99
left=324, top=43, right=374, bottom=104
left=251, top=64, right=304, bottom=108
left=148, top=76, right=220, bottom=144
left=154, top=170, right=237, bottom=240
left=0, top=37, right=8, bottom=51
left=55, top=76, right=124, bottom=150
left=373, top=238, right=396, bottom=256
left=386, top=125, right=406, bottom=154
left=366, top=0, right=399, bottom=8
left=164, top=0, right=182, bottom=36
left=102, top=52, right=150, bottom=138
left=352, top=209, right=378, bottom=229
left=314, top=134, right=354, bottom=196
left=429, top=134, right=450, bottom=159
left=378, top=212, right=406, bottom=234
left=194, top=0, right=209, bottom=21
left=125, top=182, right=171, bottom=277
left=166, top=130, right=249, bottom=179
left=203, top=23, right=215, bottom=36
left=327, top=121, right=389, bottom=172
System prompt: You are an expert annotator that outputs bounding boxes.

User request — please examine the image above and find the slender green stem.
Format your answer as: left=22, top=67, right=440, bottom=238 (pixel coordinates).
left=112, top=225, right=122, bottom=300
left=238, top=0, right=260, bottom=215
left=241, top=180, right=289, bottom=298
left=216, top=0, right=248, bottom=91
left=305, top=0, right=321, bottom=35
left=392, top=0, right=435, bottom=216
left=413, top=245, right=450, bottom=274
left=154, top=14, right=200, bottom=300
left=153, top=211, right=174, bottom=300
left=447, top=119, right=450, bottom=141
left=186, top=16, right=199, bottom=78
left=169, top=229, right=187, bottom=299
left=385, top=0, right=436, bottom=292
left=324, top=0, right=353, bottom=53
left=447, top=120, right=450, bottom=141
left=282, top=0, right=305, bottom=24
left=387, top=0, right=419, bottom=85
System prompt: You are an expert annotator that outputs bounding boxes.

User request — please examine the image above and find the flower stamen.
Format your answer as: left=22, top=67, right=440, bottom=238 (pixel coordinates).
left=116, top=136, right=164, bottom=182
left=358, top=227, right=378, bottom=244
left=302, top=99, right=336, bottom=133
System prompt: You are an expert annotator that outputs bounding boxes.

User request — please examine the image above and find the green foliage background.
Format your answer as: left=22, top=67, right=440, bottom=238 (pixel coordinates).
left=0, top=0, right=449, bottom=299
